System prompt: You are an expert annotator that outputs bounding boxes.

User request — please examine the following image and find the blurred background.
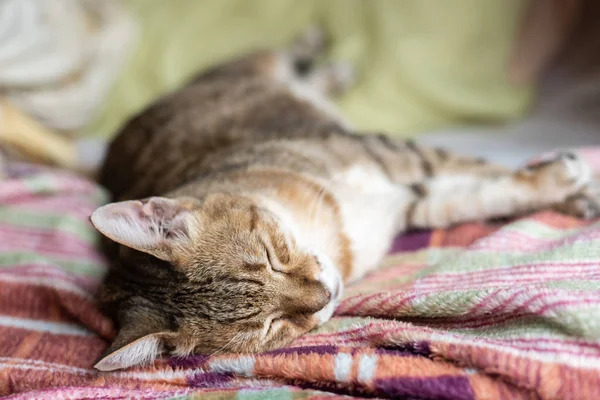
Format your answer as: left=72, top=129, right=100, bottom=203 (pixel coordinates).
left=0, top=0, right=598, bottom=174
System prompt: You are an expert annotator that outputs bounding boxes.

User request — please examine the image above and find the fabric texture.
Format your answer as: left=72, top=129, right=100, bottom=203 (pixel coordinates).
left=1, top=150, right=600, bottom=399
left=89, top=0, right=532, bottom=139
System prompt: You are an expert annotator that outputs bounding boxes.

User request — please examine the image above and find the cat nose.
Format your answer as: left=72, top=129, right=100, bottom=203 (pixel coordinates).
left=313, top=285, right=331, bottom=310
left=281, top=281, right=330, bottom=314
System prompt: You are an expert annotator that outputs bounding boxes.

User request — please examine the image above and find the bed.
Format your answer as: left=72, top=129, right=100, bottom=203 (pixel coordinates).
left=1, top=149, right=599, bottom=399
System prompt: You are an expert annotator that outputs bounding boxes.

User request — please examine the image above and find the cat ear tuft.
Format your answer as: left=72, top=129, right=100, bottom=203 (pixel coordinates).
left=94, top=331, right=172, bottom=371
left=90, top=197, right=199, bottom=261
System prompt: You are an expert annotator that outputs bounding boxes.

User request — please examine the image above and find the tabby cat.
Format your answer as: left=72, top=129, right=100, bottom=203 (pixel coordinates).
left=91, top=28, right=599, bottom=371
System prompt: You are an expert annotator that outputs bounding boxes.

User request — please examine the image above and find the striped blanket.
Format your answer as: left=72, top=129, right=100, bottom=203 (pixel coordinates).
left=1, top=152, right=600, bottom=400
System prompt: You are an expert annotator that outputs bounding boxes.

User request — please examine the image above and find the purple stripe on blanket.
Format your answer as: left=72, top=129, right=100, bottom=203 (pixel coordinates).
left=390, top=230, right=432, bottom=253
left=188, top=372, right=234, bottom=388
left=169, top=355, right=210, bottom=368
left=341, top=346, right=428, bottom=358
left=296, top=381, right=381, bottom=398
left=379, top=341, right=432, bottom=357
left=375, top=376, right=475, bottom=400
left=264, top=345, right=339, bottom=356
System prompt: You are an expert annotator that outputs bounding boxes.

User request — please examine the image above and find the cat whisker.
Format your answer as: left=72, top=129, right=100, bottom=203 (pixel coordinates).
left=208, top=331, right=243, bottom=358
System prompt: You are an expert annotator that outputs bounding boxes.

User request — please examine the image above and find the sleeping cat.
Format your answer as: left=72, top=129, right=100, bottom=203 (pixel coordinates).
left=91, top=28, right=600, bottom=371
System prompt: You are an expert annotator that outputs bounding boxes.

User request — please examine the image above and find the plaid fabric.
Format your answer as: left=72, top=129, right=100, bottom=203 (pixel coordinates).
left=1, top=152, right=600, bottom=400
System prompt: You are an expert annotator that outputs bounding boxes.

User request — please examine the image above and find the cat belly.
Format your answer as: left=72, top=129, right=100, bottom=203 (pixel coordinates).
left=331, top=165, right=411, bottom=282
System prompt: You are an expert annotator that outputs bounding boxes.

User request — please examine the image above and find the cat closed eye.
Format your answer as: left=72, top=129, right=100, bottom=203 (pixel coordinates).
left=244, top=262, right=268, bottom=271
left=264, top=247, right=287, bottom=273
left=265, top=317, right=285, bottom=337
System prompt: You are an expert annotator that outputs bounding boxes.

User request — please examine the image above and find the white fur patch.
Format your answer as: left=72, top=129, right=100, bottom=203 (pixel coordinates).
left=254, top=195, right=343, bottom=326
left=253, top=195, right=302, bottom=242
left=332, top=165, right=410, bottom=281
left=562, top=152, right=592, bottom=191
left=337, top=165, right=393, bottom=191
left=316, top=252, right=342, bottom=299
left=253, top=181, right=343, bottom=269
left=313, top=252, right=343, bottom=325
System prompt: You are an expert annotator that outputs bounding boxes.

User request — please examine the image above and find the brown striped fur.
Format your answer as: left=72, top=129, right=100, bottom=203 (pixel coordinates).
left=91, top=28, right=600, bottom=371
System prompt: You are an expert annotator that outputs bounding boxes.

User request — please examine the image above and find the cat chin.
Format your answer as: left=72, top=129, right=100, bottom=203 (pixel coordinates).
left=315, top=253, right=343, bottom=296
left=313, top=251, right=343, bottom=325
left=314, top=299, right=337, bottom=325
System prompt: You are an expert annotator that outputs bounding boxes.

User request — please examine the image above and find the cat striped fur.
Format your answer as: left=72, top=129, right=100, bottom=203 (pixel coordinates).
left=91, top=27, right=600, bottom=371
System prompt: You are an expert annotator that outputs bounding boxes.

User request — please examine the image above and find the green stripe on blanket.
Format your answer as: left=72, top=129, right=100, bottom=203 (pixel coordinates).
left=2, top=151, right=600, bottom=399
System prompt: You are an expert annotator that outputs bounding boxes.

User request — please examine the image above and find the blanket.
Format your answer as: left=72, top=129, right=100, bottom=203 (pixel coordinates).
left=1, top=151, right=600, bottom=399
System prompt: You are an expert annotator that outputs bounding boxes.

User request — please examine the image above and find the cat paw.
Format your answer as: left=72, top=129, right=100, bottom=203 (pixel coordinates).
left=554, top=182, right=600, bottom=220
left=527, top=151, right=593, bottom=201
left=557, top=152, right=592, bottom=189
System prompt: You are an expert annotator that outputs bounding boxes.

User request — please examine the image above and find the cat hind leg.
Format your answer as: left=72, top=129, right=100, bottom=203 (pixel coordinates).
left=283, top=27, right=355, bottom=97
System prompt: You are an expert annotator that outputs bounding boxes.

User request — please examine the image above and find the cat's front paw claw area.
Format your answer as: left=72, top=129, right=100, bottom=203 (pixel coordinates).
left=556, top=182, right=600, bottom=220
left=575, top=196, right=600, bottom=220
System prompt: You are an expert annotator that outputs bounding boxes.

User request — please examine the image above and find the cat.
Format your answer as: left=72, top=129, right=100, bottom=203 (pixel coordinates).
left=90, top=27, right=600, bottom=371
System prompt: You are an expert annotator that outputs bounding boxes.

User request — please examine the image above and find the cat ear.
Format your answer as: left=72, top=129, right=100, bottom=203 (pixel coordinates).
left=90, top=197, right=199, bottom=262
left=94, top=330, right=174, bottom=371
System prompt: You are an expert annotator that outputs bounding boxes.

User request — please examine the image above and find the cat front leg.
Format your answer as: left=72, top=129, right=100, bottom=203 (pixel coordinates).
left=401, top=151, right=593, bottom=229
left=552, top=180, right=600, bottom=219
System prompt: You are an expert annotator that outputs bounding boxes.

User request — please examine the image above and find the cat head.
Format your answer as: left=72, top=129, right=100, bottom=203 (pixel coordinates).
left=90, top=193, right=342, bottom=371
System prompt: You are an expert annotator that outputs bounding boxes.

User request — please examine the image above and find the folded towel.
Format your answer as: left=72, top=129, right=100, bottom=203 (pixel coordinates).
left=1, top=150, right=600, bottom=399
